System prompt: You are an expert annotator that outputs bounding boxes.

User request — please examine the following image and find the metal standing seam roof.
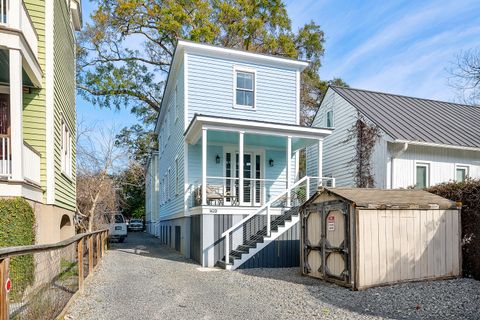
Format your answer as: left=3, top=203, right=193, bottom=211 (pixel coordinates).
left=330, top=86, right=480, bottom=149
left=316, top=187, right=456, bottom=210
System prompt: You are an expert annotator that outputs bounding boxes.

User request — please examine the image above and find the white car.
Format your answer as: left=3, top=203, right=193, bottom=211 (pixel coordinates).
left=109, top=214, right=127, bottom=243
left=128, top=219, right=144, bottom=232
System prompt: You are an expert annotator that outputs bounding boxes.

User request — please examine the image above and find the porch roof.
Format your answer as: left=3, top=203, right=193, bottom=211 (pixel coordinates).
left=185, top=114, right=333, bottom=150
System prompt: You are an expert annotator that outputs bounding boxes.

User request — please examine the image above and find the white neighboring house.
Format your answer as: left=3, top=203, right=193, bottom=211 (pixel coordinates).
left=308, top=86, right=480, bottom=189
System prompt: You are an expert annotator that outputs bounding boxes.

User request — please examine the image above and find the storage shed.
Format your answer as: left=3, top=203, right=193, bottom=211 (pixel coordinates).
left=300, top=188, right=461, bottom=290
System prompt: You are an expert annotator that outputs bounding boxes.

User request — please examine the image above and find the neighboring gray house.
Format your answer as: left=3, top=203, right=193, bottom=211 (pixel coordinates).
left=146, top=40, right=333, bottom=270
left=307, top=86, right=480, bottom=189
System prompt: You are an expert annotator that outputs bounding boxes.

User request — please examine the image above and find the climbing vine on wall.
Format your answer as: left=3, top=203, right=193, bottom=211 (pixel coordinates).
left=344, top=113, right=381, bottom=188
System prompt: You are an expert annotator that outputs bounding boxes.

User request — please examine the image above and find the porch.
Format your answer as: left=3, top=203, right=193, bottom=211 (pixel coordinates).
left=185, top=115, right=334, bottom=212
left=0, top=0, right=42, bottom=199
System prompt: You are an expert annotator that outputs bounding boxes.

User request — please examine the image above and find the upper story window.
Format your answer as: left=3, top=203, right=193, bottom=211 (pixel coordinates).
left=456, top=165, right=469, bottom=182
left=326, top=110, right=334, bottom=127
left=234, top=68, right=255, bottom=108
left=415, top=163, right=429, bottom=189
left=61, top=119, right=72, bottom=178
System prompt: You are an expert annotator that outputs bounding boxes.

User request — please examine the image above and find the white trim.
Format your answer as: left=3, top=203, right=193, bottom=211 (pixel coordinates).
left=185, top=115, right=332, bottom=144
left=177, top=40, right=309, bottom=71
left=9, top=49, right=23, bottom=182
left=414, top=161, right=430, bottom=188
left=394, top=140, right=480, bottom=152
left=183, top=141, right=189, bottom=214
left=201, top=128, right=207, bottom=205
left=45, top=0, right=55, bottom=204
left=238, top=131, right=244, bottom=204
left=184, top=52, right=189, bottom=131
left=233, top=65, right=256, bottom=110
left=296, top=70, right=300, bottom=125
left=286, top=136, right=292, bottom=207
left=454, top=164, right=470, bottom=182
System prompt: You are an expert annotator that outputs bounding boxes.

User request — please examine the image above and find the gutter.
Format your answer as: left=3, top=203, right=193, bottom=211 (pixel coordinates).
left=394, top=140, right=480, bottom=152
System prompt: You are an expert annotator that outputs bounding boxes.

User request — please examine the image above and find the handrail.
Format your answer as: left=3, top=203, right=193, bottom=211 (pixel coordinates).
left=206, top=176, right=287, bottom=183
left=221, top=176, right=309, bottom=238
left=0, top=229, right=108, bottom=259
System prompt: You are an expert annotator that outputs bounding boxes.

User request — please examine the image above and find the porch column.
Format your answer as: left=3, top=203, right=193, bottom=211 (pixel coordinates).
left=238, top=131, right=244, bottom=204
left=317, top=140, right=323, bottom=187
left=9, top=49, right=23, bottom=181
left=286, top=136, right=292, bottom=207
left=201, top=128, right=207, bottom=205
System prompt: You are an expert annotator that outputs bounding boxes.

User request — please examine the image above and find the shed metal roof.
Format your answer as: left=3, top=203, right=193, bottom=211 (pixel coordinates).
left=330, top=86, right=480, bottom=149
left=314, top=187, right=457, bottom=210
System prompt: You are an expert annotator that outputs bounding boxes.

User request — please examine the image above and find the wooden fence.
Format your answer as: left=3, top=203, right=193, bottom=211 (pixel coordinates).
left=0, top=229, right=109, bottom=320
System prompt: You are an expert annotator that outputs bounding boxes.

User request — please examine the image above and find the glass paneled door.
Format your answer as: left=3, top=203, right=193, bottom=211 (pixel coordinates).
left=225, top=151, right=262, bottom=206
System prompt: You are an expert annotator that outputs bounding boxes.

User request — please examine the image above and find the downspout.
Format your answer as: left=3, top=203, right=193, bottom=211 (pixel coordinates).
left=390, top=142, right=408, bottom=189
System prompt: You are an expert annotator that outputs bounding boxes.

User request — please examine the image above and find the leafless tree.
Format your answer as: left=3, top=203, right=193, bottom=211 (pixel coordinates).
left=76, top=120, right=122, bottom=232
left=449, top=48, right=480, bottom=105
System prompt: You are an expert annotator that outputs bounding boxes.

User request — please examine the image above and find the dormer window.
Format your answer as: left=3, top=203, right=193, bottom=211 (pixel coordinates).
left=234, top=68, right=255, bottom=109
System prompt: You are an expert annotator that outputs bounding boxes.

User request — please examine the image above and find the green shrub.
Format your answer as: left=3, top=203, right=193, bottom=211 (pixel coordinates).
left=427, top=178, right=480, bottom=279
left=0, top=198, right=36, bottom=300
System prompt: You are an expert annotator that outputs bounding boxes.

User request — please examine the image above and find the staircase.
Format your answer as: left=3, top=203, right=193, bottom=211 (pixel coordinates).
left=217, top=176, right=310, bottom=270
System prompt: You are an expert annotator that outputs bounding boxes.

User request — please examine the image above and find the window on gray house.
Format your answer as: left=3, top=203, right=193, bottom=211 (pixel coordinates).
left=236, top=71, right=254, bottom=107
left=415, top=163, right=429, bottom=189
left=456, top=166, right=468, bottom=182
left=326, top=110, right=334, bottom=127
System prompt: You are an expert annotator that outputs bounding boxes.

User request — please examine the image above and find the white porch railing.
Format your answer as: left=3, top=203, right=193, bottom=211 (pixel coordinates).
left=0, top=1, right=38, bottom=56
left=0, top=135, right=11, bottom=178
left=23, top=142, right=40, bottom=184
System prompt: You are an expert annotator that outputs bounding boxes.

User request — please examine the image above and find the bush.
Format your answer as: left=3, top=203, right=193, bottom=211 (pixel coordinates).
left=0, top=198, right=36, bottom=300
left=427, top=179, right=480, bottom=279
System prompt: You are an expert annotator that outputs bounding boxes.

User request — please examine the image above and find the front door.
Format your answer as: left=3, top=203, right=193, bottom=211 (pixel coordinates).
left=225, top=151, right=262, bottom=206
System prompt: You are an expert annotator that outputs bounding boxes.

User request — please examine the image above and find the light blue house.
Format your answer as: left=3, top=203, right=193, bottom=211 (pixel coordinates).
left=145, top=40, right=333, bottom=269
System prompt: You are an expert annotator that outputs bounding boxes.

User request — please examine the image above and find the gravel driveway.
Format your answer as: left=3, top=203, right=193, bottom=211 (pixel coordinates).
left=65, top=232, right=480, bottom=320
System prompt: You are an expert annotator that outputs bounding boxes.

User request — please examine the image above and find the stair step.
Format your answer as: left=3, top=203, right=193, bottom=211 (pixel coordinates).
left=244, top=239, right=260, bottom=247
left=237, top=244, right=254, bottom=252
left=230, top=250, right=245, bottom=258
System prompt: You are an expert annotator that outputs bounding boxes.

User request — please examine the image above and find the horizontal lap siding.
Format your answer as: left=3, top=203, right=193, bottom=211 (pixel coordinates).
left=53, top=0, right=76, bottom=211
left=24, top=1, right=47, bottom=193
left=159, top=63, right=185, bottom=220
left=187, top=53, right=297, bottom=125
left=308, top=90, right=357, bottom=187
left=391, top=144, right=480, bottom=188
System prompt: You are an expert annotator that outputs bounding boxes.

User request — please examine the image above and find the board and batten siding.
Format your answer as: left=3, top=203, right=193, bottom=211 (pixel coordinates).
left=23, top=0, right=47, bottom=192
left=390, top=144, right=480, bottom=188
left=186, top=53, right=297, bottom=125
left=158, top=61, right=185, bottom=220
left=52, top=0, right=76, bottom=211
left=307, top=89, right=357, bottom=186
left=357, top=209, right=460, bottom=289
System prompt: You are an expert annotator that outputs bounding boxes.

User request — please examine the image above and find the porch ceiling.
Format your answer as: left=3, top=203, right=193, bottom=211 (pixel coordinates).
left=185, top=114, right=332, bottom=151
left=0, top=49, right=36, bottom=87
left=205, top=130, right=318, bottom=151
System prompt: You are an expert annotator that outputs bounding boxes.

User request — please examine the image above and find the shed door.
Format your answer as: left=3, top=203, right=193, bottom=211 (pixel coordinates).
left=302, top=201, right=350, bottom=286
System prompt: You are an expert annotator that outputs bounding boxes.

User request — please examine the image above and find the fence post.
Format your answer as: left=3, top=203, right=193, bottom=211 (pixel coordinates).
left=96, top=234, right=101, bottom=265
left=88, top=235, right=93, bottom=275
left=0, top=258, right=10, bottom=320
left=77, top=239, right=84, bottom=293
left=100, top=232, right=104, bottom=257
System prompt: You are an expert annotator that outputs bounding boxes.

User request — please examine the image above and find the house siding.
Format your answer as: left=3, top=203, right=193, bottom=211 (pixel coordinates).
left=308, top=89, right=357, bottom=186
left=52, top=0, right=76, bottom=211
left=186, top=53, right=297, bottom=125
left=23, top=0, right=47, bottom=192
left=390, top=144, right=480, bottom=188
left=158, top=60, right=185, bottom=220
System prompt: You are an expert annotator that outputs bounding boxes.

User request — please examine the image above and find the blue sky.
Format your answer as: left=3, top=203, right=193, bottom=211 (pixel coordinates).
left=77, top=0, right=480, bottom=128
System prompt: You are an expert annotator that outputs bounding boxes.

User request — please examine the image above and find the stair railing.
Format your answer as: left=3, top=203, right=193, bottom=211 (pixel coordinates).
left=221, top=176, right=310, bottom=265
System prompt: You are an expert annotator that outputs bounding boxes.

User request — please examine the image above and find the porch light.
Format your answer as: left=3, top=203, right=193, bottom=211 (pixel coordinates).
left=269, top=159, right=274, bottom=167
left=215, top=154, right=221, bottom=164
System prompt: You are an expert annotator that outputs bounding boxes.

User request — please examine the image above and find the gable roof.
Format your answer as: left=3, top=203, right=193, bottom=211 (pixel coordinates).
left=330, top=86, right=480, bottom=149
